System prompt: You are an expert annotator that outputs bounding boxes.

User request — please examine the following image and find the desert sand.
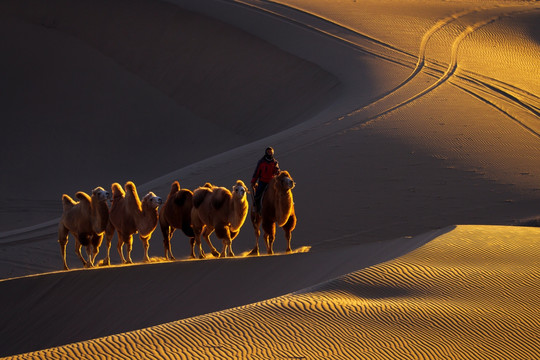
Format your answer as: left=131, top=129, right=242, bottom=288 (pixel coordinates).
left=0, top=0, right=539, bottom=358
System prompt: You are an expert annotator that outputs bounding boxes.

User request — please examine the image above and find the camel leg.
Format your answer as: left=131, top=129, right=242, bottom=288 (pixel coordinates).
left=262, top=222, right=276, bottom=255
left=283, top=214, right=296, bottom=253
left=189, top=237, right=197, bottom=259
left=117, top=233, right=131, bottom=264
left=219, top=240, right=233, bottom=258
left=284, top=229, right=293, bottom=253
left=191, top=226, right=206, bottom=259
left=85, top=245, right=94, bottom=268
left=161, top=223, right=175, bottom=261
left=165, top=231, right=176, bottom=261
left=197, top=236, right=207, bottom=259
left=202, top=226, right=220, bottom=257
left=228, top=230, right=239, bottom=257
left=89, top=234, right=103, bottom=267
left=227, top=241, right=235, bottom=257
left=267, top=233, right=276, bottom=255
left=216, top=226, right=233, bottom=258
left=117, top=236, right=125, bottom=263
left=58, top=225, right=70, bottom=270
left=140, top=234, right=151, bottom=263
left=90, top=247, right=98, bottom=267
left=74, top=236, right=88, bottom=267
left=104, top=224, right=115, bottom=266
left=125, top=235, right=134, bottom=264
left=263, top=233, right=271, bottom=255
left=248, top=211, right=261, bottom=256
left=191, top=235, right=199, bottom=259
left=268, top=223, right=277, bottom=255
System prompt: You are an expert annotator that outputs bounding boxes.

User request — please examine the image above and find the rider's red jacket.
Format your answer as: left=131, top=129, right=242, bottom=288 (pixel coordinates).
left=251, top=156, right=280, bottom=185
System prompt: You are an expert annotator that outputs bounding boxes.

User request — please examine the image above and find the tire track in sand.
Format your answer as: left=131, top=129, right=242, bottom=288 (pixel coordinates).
left=232, top=0, right=484, bottom=115
left=338, top=6, right=538, bottom=133
left=226, top=1, right=539, bottom=146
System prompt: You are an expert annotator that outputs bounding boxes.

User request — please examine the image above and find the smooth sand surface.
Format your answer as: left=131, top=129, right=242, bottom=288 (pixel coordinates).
left=0, top=0, right=539, bottom=358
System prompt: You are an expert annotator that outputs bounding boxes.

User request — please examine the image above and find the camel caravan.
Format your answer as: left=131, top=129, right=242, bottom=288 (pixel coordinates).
left=58, top=172, right=296, bottom=270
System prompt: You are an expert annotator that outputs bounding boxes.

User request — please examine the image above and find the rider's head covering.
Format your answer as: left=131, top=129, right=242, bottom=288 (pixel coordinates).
left=265, top=147, right=274, bottom=160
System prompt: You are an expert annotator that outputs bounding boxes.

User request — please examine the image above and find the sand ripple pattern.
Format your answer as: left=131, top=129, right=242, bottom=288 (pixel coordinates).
left=7, top=225, right=539, bottom=359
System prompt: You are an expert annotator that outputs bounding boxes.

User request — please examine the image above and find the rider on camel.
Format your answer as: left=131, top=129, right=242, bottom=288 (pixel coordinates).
left=251, top=147, right=280, bottom=214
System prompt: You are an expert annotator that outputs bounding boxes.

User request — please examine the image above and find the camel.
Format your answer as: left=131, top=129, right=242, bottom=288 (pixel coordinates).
left=109, top=181, right=162, bottom=263
left=159, top=181, right=195, bottom=260
left=249, top=171, right=296, bottom=255
left=191, top=180, right=249, bottom=258
left=58, top=187, right=111, bottom=270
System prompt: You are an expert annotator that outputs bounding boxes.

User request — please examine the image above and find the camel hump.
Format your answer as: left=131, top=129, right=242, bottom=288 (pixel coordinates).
left=111, top=183, right=125, bottom=199
left=124, top=181, right=139, bottom=201
left=193, top=187, right=212, bottom=208
left=62, top=194, right=77, bottom=211
left=125, top=181, right=137, bottom=194
left=75, top=191, right=91, bottom=204
left=211, top=188, right=232, bottom=210
left=174, top=189, right=192, bottom=207
left=125, top=181, right=142, bottom=211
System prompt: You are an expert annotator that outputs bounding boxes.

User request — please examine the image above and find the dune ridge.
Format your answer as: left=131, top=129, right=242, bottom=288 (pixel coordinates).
left=4, top=226, right=538, bottom=359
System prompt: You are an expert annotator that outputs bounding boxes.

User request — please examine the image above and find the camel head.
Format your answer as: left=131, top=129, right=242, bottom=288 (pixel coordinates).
left=232, top=180, right=248, bottom=199
left=142, top=192, right=163, bottom=209
left=276, top=171, right=295, bottom=191
left=92, top=187, right=111, bottom=201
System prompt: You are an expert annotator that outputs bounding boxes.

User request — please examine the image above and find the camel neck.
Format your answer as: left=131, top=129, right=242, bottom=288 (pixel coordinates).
left=91, top=198, right=109, bottom=232
left=137, top=202, right=159, bottom=235
left=230, top=196, right=248, bottom=231
left=275, top=189, right=293, bottom=226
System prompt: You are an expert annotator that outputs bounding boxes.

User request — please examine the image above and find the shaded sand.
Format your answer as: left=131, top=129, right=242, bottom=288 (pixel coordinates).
left=4, top=225, right=539, bottom=359
left=0, top=0, right=339, bottom=230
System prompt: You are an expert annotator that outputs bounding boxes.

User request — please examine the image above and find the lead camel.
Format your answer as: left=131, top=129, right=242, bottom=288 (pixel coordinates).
left=249, top=171, right=296, bottom=255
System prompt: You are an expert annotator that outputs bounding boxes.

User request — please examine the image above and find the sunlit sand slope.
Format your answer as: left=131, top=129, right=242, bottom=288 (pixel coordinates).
left=7, top=225, right=539, bottom=359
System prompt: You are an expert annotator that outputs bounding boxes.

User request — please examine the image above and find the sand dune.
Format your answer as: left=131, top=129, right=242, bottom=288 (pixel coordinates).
left=0, top=229, right=434, bottom=356
left=0, top=0, right=539, bottom=358
left=3, top=226, right=539, bottom=359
